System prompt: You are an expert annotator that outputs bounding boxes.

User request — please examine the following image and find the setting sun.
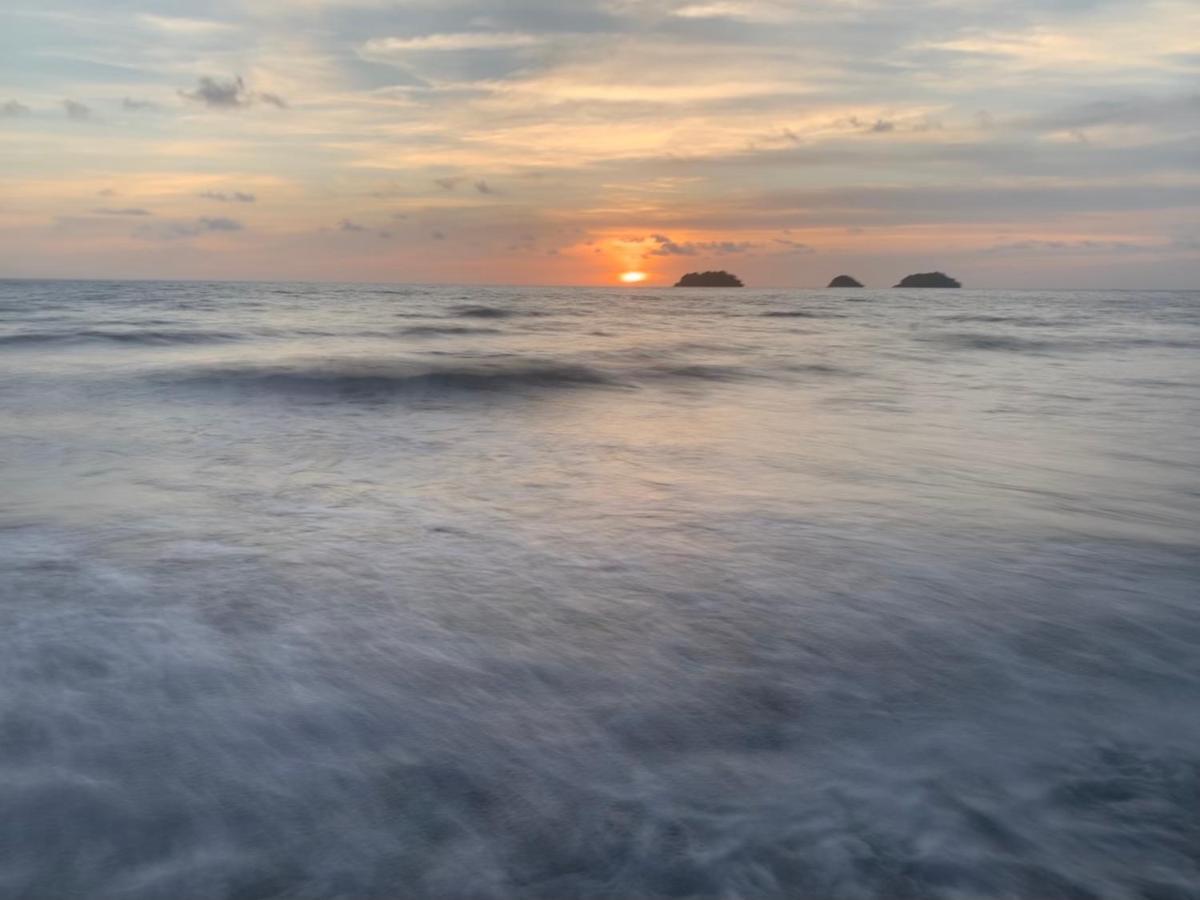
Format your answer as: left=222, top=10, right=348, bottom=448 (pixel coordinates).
left=619, top=271, right=648, bottom=284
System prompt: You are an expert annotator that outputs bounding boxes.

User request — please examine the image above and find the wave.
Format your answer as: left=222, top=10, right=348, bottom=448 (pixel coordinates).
left=158, top=354, right=826, bottom=402
left=639, top=361, right=849, bottom=382
left=640, top=363, right=749, bottom=382
left=760, top=310, right=841, bottom=319
left=925, top=332, right=1066, bottom=353
left=783, top=362, right=853, bottom=376
left=166, top=359, right=622, bottom=400
left=938, top=314, right=1067, bottom=328
left=453, top=305, right=516, bottom=319
left=452, top=305, right=549, bottom=320
left=928, top=331, right=1198, bottom=354
left=1110, top=336, right=1200, bottom=350
left=399, top=325, right=503, bottom=337
left=0, top=329, right=243, bottom=348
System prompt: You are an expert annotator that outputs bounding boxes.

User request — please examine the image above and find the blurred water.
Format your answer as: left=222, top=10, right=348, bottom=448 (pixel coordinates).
left=1, top=279, right=1199, bottom=899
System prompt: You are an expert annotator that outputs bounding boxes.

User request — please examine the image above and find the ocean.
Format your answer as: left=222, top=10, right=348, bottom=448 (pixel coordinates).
left=2, top=279, right=1199, bottom=899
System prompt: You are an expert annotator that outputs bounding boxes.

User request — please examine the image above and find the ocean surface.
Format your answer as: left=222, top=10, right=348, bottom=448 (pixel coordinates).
left=2, top=279, right=1199, bottom=900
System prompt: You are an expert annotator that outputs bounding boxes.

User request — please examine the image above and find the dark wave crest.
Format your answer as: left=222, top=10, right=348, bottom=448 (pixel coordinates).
left=760, top=310, right=841, bottom=319
left=453, top=305, right=516, bottom=319
left=0, top=329, right=244, bottom=348
left=400, top=325, right=503, bottom=337
left=166, top=359, right=622, bottom=401
left=925, top=332, right=1066, bottom=353
left=639, top=363, right=748, bottom=381
left=938, top=314, right=1067, bottom=328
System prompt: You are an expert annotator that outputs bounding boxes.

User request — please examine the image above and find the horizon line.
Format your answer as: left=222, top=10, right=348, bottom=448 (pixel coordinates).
left=1, top=275, right=1197, bottom=292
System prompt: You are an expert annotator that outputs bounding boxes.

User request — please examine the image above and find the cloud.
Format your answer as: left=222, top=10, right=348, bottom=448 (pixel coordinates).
left=434, top=177, right=466, bottom=190
left=181, top=76, right=248, bottom=108
left=2, top=100, right=31, bottom=118
left=432, top=230, right=447, bottom=240
left=363, top=33, right=543, bottom=54
left=475, top=180, right=496, bottom=194
left=122, top=98, right=157, bottom=111
left=1031, top=94, right=1200, bottom=133
left=63, top=99, right=91, bottom=121
left=672, top=1, right=796, bottom=24
left=179, top=77, right=287, bottom=110
left=138, top=14, right=236, bottom=36
left=92, top=208, right=151, bottom=216
left=200, top=191, right=256, bottom=203
left=982, top=239, right=1147, bottom=255
left=201, top=217, right=242, bottom=232
left=137, top=217, right=244, bottom=240
left=773, top=238, right=814, bottom=253
left=839, top=116, right=898, bottom=134
left=644, top=234, right=754, bottom=256
left=339, top=219, right=367, bottom=232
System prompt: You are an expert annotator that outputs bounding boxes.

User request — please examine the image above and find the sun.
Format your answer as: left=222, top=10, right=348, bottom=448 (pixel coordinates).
left=619, top=271, right=648, bottom=284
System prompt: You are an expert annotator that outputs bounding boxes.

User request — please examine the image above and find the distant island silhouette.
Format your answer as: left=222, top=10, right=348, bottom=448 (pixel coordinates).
left=828, top=275, right=864, bottom=288
left=675, top=271, right=744, bottom=287
left=894, top=272, right=961, bottom=288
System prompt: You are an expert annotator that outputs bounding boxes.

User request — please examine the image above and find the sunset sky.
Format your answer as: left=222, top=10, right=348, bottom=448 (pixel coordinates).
left=1, top=0, right=1197, bottom=287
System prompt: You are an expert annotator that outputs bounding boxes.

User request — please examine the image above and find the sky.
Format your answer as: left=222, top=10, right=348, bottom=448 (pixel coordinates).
left=0, top=0, right=1197, bottom=287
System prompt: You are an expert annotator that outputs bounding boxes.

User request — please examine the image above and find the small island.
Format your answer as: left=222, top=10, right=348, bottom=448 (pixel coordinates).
left=675, top=271, right=744, bottom=287
left=894, top=272, right=961, bottom=288
left=828, top=275, right=864, bottom=288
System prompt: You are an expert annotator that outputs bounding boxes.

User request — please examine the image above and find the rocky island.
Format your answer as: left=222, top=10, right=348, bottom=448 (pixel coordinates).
left=675, top=271, right=744, bottom=287
left=894, top=272, right=961, bottom=288
left=828, top=275, right=864, bottom=288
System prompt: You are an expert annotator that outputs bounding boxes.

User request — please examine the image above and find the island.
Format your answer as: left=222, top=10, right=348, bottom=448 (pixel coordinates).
left=675, top=271, right=744, bottom=287
left=894, top=272, right=961, bottom=288
left=828, top=275, right=864, bottom=288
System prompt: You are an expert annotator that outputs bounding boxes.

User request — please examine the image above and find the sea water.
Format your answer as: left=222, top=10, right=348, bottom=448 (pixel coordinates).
left=1, top=280, right=1199, bottom=898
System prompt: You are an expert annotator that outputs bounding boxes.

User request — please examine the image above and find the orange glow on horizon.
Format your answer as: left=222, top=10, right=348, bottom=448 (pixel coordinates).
left=619, top=271, right=648, bottom=283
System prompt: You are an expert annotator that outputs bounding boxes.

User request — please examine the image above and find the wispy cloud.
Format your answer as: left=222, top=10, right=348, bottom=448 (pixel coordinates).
left=643, top=234, right=755, bottom=256
left=364, top=33, right=543, bottom=54
left=2, top=100, right=31, bottom=118
left=672, top=1, right=797, bottom=24
left=200, top=191, right=256, bottom=203
left=138, top=14, right=235, bottom=35
left=137, top=217, right=244, bottom=240
left=983, top=238, right=1147, bottom=255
